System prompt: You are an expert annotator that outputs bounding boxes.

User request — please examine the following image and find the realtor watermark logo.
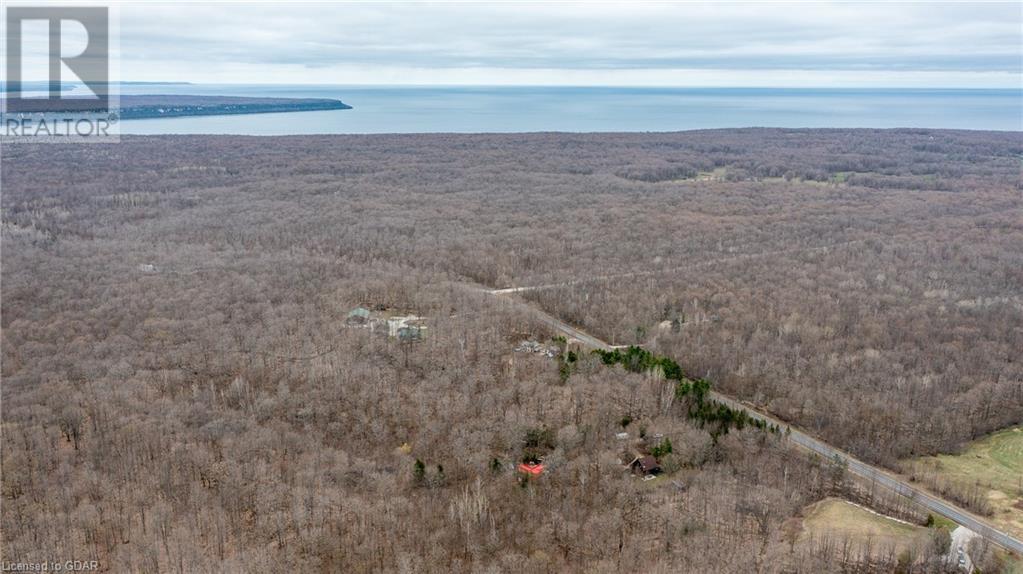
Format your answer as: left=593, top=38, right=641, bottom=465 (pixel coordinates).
left=2, top=3, right=119, bottom=142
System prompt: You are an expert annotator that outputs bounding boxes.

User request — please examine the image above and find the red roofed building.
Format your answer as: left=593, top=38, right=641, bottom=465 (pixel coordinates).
left=517, top=462, right=544, bottom=476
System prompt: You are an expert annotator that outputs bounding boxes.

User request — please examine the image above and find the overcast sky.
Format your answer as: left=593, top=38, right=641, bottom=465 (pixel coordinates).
left=18, top=1, right=1023, bottom=87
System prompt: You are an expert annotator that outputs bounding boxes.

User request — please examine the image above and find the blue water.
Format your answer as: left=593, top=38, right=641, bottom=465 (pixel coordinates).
left=112, top=84, right=1022, bottom=134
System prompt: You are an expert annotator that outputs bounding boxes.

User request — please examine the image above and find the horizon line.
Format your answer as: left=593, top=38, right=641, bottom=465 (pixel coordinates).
left=14, top=81, right=1022, bottom=91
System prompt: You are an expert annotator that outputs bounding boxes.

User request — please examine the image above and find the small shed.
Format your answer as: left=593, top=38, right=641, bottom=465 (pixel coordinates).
left=629, top=455, right=661, bottom=476
left=346, top=307, right=371, bottom=325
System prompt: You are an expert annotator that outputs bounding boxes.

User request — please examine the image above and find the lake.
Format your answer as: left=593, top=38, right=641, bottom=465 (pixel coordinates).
left=114, top=84, right=1022, bottom=134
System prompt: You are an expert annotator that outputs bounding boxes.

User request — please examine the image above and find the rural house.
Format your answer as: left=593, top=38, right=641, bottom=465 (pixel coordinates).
left=387, top=315, right=426, bottom=338
left=346, top=307, right=371, bottom=325
left=629, top=455, right=661, bottom=476
left=397, top=324, right=425, bottom=341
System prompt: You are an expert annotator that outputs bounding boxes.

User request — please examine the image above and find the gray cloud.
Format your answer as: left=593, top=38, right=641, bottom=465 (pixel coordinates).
left=109, top=1, right=1022, bottom=85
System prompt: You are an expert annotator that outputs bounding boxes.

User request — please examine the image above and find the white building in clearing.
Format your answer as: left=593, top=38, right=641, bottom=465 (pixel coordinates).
left=386, top=315, right=426, bottom=339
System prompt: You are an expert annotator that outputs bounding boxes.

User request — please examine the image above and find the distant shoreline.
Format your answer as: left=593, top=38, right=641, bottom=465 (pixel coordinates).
left=1, top=94, right=352, bottom=120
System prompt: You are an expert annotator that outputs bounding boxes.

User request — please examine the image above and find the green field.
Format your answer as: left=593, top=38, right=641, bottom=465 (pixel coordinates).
left=1006, top=553, right=1023, bottom=574
left=799, top=498, right=931, bottom=556
left=928, top=513, right=957, bottom=531
left=910, top=427, right=1023, bottom=539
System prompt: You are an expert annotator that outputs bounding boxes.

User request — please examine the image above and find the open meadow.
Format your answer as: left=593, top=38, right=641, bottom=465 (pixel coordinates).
left=907, top=427, right=1023, bottom=540
left=797, top=498, right=936, bottom=563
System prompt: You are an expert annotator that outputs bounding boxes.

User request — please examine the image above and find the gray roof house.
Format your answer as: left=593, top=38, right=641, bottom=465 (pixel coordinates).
left=346, top=307, right=371, bottom=324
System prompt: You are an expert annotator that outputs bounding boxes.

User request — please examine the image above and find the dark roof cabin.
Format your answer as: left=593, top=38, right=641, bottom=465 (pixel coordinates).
left=630, top=455, right=661, bottom=476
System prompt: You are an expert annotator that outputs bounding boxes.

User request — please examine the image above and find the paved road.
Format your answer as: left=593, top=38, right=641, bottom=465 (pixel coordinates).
left=710, top=394, right=1023, bottom=556
left=528, top=307, right=625, bottom=350
left=489, top=289, right=1023, bottom=556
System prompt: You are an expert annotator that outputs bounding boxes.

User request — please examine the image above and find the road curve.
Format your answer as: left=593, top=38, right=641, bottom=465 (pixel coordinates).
left=488, top=288, right=1023, bottom=556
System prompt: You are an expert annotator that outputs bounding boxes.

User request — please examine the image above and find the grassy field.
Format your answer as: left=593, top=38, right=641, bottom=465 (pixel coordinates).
left=929, top=513, right=958, bottom=531
left=909, top=427, right=1023, bottom=539
left=1005, top=553, right=1023, bottom=574
left=799, top=498, right=931, bottom=557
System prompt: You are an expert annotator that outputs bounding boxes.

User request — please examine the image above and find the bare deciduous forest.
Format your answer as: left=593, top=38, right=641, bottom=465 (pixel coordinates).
left=2, top=129, right=1020, bottom=572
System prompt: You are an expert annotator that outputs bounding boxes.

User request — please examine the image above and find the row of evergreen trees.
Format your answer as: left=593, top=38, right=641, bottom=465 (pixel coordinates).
left=593, top=346, right=777, bottom=438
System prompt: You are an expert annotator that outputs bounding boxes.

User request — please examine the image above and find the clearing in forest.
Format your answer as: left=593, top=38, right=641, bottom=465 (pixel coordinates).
left=798, top=498, right=931, bottom=557
left=909, top=427, right=1023, bottom=539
